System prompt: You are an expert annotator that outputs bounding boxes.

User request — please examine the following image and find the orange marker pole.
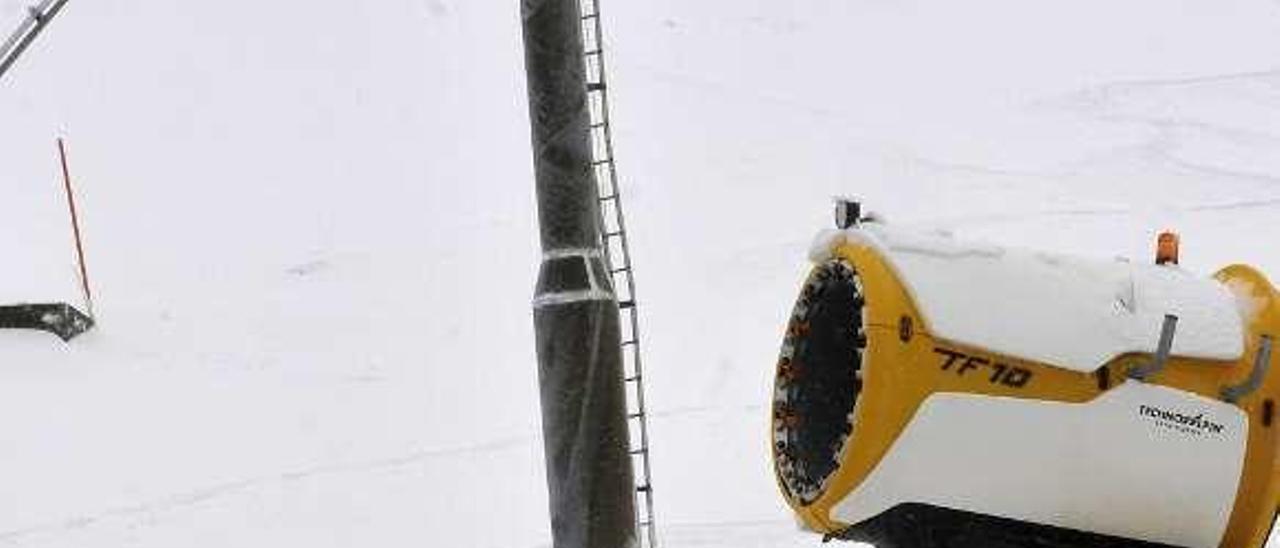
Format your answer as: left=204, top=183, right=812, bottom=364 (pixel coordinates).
left=57, top=137, right=94, bottom=318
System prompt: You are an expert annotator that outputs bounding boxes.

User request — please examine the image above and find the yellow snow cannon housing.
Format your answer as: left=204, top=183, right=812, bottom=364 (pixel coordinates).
left=772, top=208, right=1280, bottom=548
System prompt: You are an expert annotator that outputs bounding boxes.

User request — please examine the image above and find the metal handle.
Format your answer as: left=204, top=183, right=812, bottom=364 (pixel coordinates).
left=1129, top=314, right=1178, bottom=381
left=1223, top=335, right=1273, bottom=403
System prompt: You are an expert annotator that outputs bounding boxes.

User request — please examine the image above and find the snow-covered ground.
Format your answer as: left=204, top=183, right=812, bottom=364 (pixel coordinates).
left=2, top=0, right=1279, bottom=546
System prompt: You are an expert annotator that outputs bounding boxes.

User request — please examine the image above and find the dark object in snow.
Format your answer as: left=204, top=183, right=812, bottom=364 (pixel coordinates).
left=0, top=303, right=94, bottom=341
left=826, top=503, right=1187, bottom=548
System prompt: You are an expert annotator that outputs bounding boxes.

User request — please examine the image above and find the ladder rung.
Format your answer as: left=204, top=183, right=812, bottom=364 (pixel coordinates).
left=599, top=193, right=618, bottom=201
left=590, top=122, right=606, bottom=129
left=619, top=300, right=635, bottom=309
left=636, top=484, right=651, bottom=493
left=584, top=49, right=602, bottom=56
left=625, top=374, right=641, bottom=382
left=592, top=159, right=612, bottom=166
left=622, top=339, right=637, bottom=346
left=581, top=13, right=597, bottom=20
left=610, top=266, right=630, bottom=274
left=587, top=82, right=606, bottom=91
left=628, top=412, right=645, bottom=419
left=630, top=447, right=647, bottom=455
left=604, top=230, right=623, bottom=238
left=638, top=520, right=652, bottom=527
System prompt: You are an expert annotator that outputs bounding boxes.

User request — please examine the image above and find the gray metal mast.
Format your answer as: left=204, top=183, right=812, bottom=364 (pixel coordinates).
left=521, top=0, right=638, bottom=547
left=0, top=0, right=72, bottom=83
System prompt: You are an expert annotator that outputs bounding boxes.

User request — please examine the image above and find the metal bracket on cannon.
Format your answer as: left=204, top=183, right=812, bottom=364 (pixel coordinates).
left=837, top=198, right=888, bottom=229
left=1223, top=335, right=1273, bottom=403
left=1129, top=314, right=1178, bottom=381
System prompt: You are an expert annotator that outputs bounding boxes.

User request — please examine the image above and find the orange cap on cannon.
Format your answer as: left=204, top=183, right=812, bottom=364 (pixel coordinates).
left=1156, top=231, right=1180, bottom=266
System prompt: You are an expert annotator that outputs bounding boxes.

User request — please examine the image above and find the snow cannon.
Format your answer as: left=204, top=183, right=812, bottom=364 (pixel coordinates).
left=771, top=200, right=1280, bottom=548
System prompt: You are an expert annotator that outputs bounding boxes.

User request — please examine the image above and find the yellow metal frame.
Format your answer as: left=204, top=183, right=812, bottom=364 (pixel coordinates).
left=773, top=239, right=1280, bottom=547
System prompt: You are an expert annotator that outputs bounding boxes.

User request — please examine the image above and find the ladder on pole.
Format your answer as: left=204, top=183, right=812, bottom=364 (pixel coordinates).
left=579, top=2, right=657, bottom=547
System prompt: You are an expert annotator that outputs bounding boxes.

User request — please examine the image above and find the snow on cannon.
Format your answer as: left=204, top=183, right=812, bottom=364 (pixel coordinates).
left=771, top=200, right=1280, bottom=548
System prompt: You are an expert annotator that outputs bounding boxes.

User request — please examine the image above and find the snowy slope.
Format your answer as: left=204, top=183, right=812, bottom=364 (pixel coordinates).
left=1, top=0, right=1280, bottom=547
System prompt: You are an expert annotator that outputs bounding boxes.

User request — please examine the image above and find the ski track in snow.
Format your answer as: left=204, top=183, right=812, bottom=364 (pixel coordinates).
left=1050, top=68, right=1280, bottom=185
left=901, top=154, right=1072, bottom=181
left=0, top=436, right=532, bottom=545
left=1187, top=197, right=1280, bottom=212
left=629, top=58, right=1280, bottom=223
left=620, top=60, right=847, bottom=125
left=1163, top=154, right=1280, bottom=189
left=521, top=519, right=816, bottom=548
left=649, top=402, right=764, bottom=420
left=942, top=197, right=1280, bottom=227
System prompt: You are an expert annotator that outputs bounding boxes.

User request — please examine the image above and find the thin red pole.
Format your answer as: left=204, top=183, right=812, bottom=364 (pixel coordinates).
left=57, top=137, right=93, bottom=318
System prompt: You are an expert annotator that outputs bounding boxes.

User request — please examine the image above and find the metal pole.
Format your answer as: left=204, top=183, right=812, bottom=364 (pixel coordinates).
left=58, top=138, right=94, bottom=318
left=0, top=0, right=72, bottom=84
left=521, top=0, right=637, bottom=547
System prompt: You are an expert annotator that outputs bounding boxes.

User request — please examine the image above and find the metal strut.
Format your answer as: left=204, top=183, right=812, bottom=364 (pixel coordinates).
left=578, top=1, right=658, bottom=546
left=1129, top=315, right=1178, bottom=382
left=0, top=0, right=72, bottom=84
left=1223, top=335, right=1273, bottom=403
